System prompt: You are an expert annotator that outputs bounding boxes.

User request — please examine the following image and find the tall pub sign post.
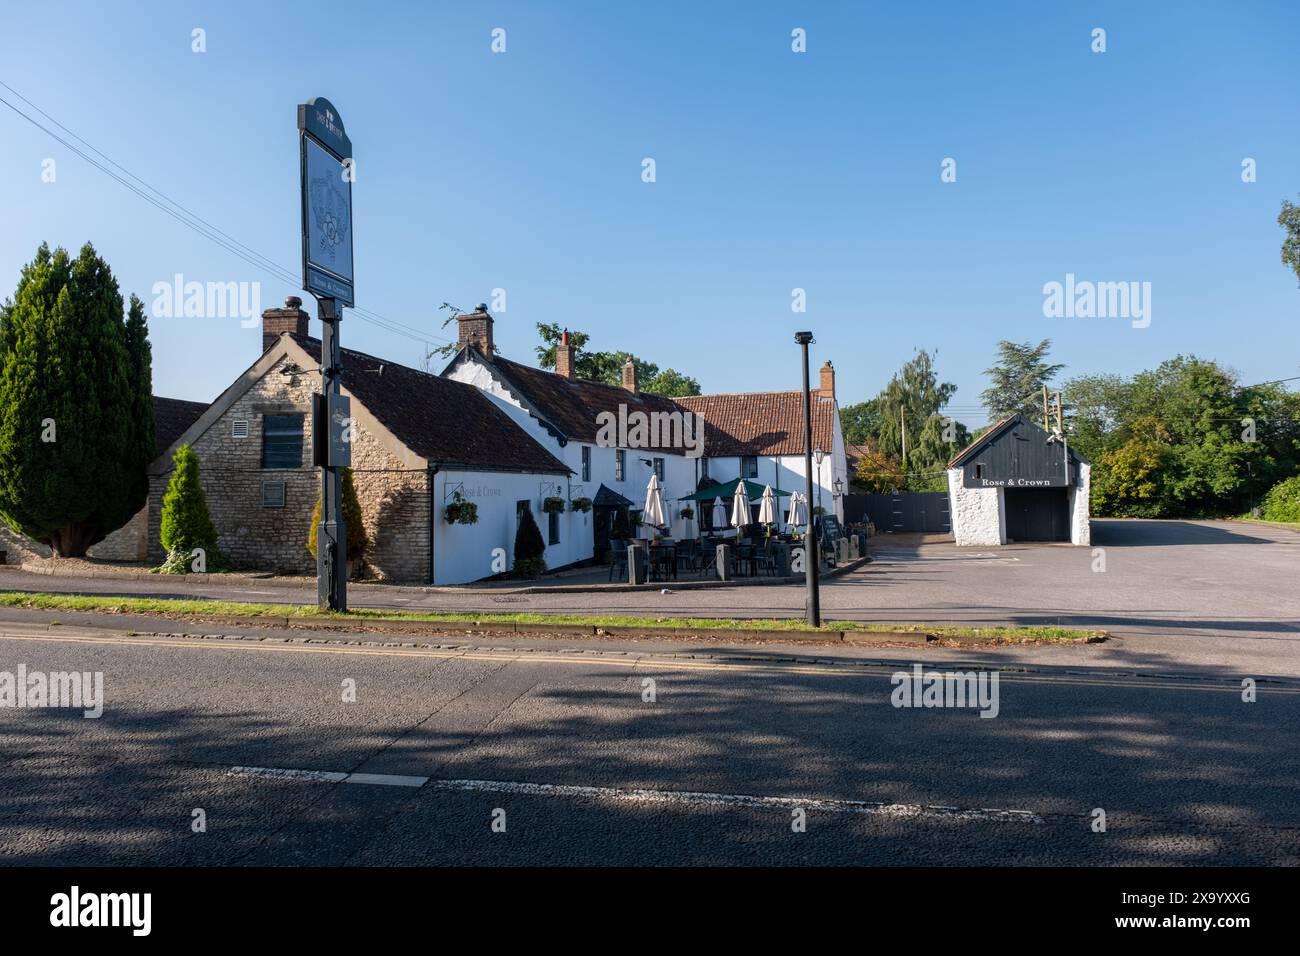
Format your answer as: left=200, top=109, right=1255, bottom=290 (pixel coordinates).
left=298, top=97, right=355, bottom=612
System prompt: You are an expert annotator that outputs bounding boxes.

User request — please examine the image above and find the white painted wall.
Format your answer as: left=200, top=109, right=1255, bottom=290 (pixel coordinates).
left=446, top=357, right=702, bottom=560
left=1069, top=462, right=1091, bottom=546
left=947, top=467, right=1005, bottom=546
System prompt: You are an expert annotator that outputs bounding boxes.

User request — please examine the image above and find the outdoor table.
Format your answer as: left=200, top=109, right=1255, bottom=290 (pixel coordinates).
left=649, top=545, right=677, bottom=581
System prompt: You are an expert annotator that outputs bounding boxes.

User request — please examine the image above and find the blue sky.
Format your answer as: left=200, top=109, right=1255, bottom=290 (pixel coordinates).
left=2, top=1, right=1297, bottom=426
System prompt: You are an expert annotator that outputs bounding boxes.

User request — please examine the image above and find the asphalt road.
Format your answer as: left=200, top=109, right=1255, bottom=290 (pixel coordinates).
left=2, top=618, right=1298, bottom=866
left=3, top=518, right=1298, bottom=677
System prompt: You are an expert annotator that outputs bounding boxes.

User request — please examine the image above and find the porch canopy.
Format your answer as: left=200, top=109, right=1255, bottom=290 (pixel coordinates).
left=678, top=478, right=793, bottom=502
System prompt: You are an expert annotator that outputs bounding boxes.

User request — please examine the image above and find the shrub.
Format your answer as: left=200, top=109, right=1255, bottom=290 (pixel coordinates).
left=609, top=509, right=631, bottom=540
left=1261, top=474, right=1300, bottom=523
left=158, top=445, right=222, bottom=572
left=308, top=467, right=368, bottom=562
left=513, top=506, right=546, bottom=578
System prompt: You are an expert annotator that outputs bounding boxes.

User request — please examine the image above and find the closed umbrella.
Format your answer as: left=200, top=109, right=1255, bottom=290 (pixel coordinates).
left=787, top=492, right=807, bottom=529
left=757, top=484, right=777, bottom=527
left=730, top=486, right=750, bottom=529
left=711, top=497, right=728, bottom=531
left=644, top=474, right=667, bottom=529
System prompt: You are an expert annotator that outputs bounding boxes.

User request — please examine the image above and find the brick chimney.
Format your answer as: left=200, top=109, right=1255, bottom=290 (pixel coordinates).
left=819, top=360, right=835, bottom=399
left=457, top=303, right=494, bottom=356
left=262, top=296, right=310, bottom=353
left=621, top=357, right=638, bottom=393
left=556, top=328, right=576, bottom=380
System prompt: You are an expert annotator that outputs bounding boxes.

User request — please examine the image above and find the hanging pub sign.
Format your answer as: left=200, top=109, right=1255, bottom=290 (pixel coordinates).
left=298, top=97, right=355, bottom=307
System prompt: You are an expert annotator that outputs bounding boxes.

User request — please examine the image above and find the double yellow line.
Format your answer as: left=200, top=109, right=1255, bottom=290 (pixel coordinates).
left=4, top=628, right=1296, bottom=694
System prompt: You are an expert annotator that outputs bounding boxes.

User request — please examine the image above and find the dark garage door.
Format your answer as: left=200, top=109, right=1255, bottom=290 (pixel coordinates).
left=1004, top=487, right=1069, bottom=542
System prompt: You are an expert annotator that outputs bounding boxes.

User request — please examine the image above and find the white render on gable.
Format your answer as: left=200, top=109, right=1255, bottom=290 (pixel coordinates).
left=1068, top=462, right=1091, bottom=546
left=946, top=467, right=1005, bottom=546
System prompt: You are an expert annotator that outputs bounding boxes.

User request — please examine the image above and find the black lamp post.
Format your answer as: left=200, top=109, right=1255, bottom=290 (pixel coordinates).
left=795, top=331, right=821, bottom=627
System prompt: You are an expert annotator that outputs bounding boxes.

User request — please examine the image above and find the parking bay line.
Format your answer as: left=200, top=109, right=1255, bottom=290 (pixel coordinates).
left=226, top=767, right=1043, bottom=823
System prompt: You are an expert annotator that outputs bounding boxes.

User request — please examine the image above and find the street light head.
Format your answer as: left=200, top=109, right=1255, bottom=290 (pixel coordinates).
left=814, top=446, right=824, bottom=465
left=794, top=331, right=814, bottom=345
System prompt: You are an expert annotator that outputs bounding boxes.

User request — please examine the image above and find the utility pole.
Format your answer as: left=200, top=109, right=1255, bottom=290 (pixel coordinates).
left=900, top=405, right=907, bottom=471
left=1042, top=384, right=1050, bottom=431
left=795, top=331, right=821, bottom=628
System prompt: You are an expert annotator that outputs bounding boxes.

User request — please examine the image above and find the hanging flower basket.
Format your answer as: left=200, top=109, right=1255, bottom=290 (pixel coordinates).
left=679, top=506, right=695, bottom=520
left=542, top=496, right=566, bottom=515
left=444, top=491, right=478, bottom=525
left=570, top=496, right=593, bottom=513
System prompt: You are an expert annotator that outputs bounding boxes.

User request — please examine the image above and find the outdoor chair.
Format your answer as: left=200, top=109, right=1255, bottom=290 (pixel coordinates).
left=608, top=540, right=628, bottom=582
left=755, top=541, right=779, bottom=576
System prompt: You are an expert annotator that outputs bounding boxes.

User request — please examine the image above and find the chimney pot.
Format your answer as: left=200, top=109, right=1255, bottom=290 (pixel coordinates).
left=284, top=295, right=302, bottom=309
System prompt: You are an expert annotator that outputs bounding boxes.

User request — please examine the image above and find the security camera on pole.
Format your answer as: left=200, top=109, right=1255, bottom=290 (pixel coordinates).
left=298, top=97, right=355, bottom=612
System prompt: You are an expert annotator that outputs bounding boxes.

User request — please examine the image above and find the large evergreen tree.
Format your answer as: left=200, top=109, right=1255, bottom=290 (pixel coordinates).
left=980, top=339, right=1064, bottom=420
left=0, top=243, right=154, bottom=556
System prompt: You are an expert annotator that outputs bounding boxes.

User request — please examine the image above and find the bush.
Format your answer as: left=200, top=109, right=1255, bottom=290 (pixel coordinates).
left=609, top=509, right=631, bottom=540
left=158, top=445, right=223, bottom=571
left=308, top=468, right=368, bottom=562
left=513, top=507, right=546, bottom=578
left=1261, top=475, right=1300, bottom=523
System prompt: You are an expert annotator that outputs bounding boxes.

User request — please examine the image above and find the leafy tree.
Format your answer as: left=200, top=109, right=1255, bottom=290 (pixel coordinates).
left=1068, top=356, right=1300, bottom=518
left=839, top=398, right=882, bottom=446
left=851, top=439, right=906, bottom=493
left=1279, top=196, right=1300, bottom=286
left=159, top=444, right=219, bottom=559
left=1262, top=475, right=1300, bottom=523
left=308, top=467, right=368, bottom=563
left=980, top=339, right=1064, bottom=420
left=642, top=367, right=701, bottom=397
left=0, top=242, right=154, bottom=556
left=513, top=506, right=546, bottom=578
left=534, top=324, right=700, bottom=394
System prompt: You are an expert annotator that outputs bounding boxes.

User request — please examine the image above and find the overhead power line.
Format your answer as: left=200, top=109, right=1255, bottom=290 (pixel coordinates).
left=0, top=80, right=454, bottom=352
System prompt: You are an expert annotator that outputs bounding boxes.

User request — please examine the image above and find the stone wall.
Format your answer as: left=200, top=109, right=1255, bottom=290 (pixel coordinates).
left=1, top=505, right=148, bottom=564
left=148, top=355, right=430, bottom=582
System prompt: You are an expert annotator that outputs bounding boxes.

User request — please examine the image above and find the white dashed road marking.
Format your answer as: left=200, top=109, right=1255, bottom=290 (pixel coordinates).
left=226, top=767, right=1042, bottom=823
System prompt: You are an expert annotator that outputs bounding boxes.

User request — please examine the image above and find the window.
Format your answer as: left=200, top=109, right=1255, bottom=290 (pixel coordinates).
left=654, top=457, right=665, bottom=480
left=262, top=414, right=304, bottom=469
left=262, top=480, right=286, bottom=508
left=548, top=510, right=560, bottom=545
left=581, top=445, right=591, bottom=482
left=699, top=458, right=709, bottom=479
left=615, top=449, right=625, bottom=482
left=740, top=456, right=758, bottom=479
left=975, top=463, right=984, bottom=480
left=232, top=418, right=249, bottom=439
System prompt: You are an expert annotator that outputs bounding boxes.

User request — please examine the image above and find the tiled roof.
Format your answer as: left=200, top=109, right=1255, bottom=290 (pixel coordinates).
left=153, top=396, right=208, bottom=457
left=291, top=335, right=569, bottom=474
left=491, top=356, right=686, bottom=444
left=675, top=391, right=836, bottom=457
left=479, top=354, right=837, bottom=458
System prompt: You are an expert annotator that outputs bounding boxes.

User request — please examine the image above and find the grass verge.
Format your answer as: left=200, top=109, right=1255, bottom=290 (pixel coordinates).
left=0, top=591, right=1102, bottom=643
